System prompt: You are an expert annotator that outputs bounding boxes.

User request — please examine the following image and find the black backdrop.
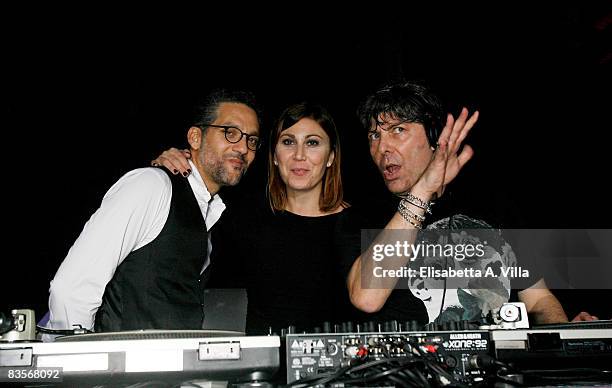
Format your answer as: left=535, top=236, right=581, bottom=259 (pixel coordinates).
left=4, top=5, right=611, bottom=320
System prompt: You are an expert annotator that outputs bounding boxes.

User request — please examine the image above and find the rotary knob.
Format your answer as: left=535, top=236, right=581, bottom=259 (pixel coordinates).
left=499, top=304, right=520, bottom=322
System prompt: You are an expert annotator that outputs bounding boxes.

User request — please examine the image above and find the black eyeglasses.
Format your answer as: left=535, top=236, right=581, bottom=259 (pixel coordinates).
left=200, top=124, right=261, bottom=151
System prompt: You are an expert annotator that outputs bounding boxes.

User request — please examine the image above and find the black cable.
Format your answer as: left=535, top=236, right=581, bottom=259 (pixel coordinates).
left=397, top=368, right=422, bottom=385
left=349, top=357, right=407, bottom=372
left=341, top=364, right=428, bottom=387
left=288, top=340, right=482, bottom=388
left=400, top=366, right=431, bottom=388
left=318, top=364, right=360, bottom=383
left=409, top=364, right=432, bottom=388
left=387, top=374, right=413, bottom=388
left=350, top=359, right=435, bottom=387
left=284, top=371, right=335, bottom=387
left=310, top=358, right=422, bottom=387
left=285, top=364, right=354, bottom=387
left=427, top=359, right=455, bottom=383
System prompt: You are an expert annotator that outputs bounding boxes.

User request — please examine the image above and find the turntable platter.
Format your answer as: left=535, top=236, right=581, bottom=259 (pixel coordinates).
left=55, top=329, right=245, bottom=342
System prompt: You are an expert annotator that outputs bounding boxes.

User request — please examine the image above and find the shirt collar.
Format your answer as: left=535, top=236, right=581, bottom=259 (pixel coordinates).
left=186, top=159, right=226, bottom=212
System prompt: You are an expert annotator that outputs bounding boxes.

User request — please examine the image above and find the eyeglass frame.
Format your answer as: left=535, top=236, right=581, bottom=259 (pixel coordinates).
left=199, top=124, right=261, bottom=151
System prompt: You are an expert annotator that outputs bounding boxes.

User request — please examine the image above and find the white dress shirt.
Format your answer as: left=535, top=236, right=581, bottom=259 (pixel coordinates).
left=48, top=160, right=225, bottom=332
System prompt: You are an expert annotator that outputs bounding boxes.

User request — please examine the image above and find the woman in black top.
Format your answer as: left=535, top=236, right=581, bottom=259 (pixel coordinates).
left=154, top=102, right=361, bottom=333
left=216, top=102, right=356, bottom=333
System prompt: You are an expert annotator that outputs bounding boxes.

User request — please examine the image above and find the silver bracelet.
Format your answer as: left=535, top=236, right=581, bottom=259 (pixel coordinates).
left=398, top=199, right=426, bottom=222
left=399, top=192, right=433, bottom=214
left=398, top=205, right=423, bottom=229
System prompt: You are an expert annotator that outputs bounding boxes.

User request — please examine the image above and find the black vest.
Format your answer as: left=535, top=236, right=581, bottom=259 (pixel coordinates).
left=94, top=169, right=209, bottom=332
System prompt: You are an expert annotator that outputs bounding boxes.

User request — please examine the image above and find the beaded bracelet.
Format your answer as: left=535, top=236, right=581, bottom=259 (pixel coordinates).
left=397, top=204, right=423, bottom=229
left=398, top=200, right=426, bottom=222
left=399, top=192, right=433, bottom=214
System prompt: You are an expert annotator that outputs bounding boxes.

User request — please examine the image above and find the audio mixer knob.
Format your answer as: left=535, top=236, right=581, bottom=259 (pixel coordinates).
left=383, top=321, right=396, bottom=332
left=323, top=321, right=331, bottom=333
left=366, top=321, right=376, bottom=332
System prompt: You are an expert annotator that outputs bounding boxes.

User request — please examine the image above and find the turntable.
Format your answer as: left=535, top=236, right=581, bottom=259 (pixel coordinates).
left=1, top=329, right=280, bottom=386
left=54, top=329, right=245, bottom=341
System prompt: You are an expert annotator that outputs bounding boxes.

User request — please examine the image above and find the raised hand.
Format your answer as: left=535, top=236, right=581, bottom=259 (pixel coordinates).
left=151, top=148, right=192, bottom=177
left=413, top=107, right=479, bottom=197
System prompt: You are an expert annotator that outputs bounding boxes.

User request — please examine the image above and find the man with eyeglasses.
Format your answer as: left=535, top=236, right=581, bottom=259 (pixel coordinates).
left=47, top=88, right=261, bottom=334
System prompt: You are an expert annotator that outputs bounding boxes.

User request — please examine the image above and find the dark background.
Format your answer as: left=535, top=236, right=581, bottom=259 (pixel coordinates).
left=3, top=5, right=611, bottom=320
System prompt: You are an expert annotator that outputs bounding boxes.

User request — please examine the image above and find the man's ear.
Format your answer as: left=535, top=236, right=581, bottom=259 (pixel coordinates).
left=188, top=127, right=203, bottom=150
